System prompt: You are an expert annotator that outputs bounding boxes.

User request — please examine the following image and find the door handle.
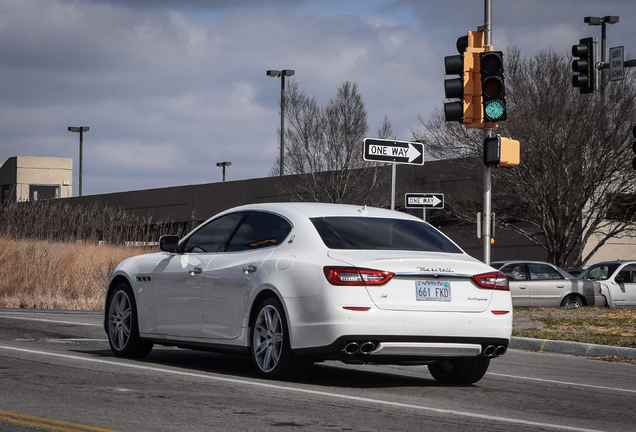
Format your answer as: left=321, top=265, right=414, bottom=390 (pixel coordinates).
left=519, top=285, right=528, bottom=289
left=189, top=267, right=202, bottom=275
left=557, top=284, right=565, bottom=288
left=243, top=265, right=258, bottom=274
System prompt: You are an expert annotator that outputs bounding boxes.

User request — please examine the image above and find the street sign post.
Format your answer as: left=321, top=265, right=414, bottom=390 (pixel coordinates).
left=405, top=193, right=444, bottom=209
left=405, top=193, right=444, bottom=222
left=363, top=138, right=424, bottom=165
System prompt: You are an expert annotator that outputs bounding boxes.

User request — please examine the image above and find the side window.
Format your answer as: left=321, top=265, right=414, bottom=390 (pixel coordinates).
left=617, top=264, right=636, bottom=283
left=501, top=263, right=528, bottom=281
left=181, top=212, right=246, bottom=253
left=225, top=212, right=292, bottom=252
left=528, top=263, right=563, bottom=281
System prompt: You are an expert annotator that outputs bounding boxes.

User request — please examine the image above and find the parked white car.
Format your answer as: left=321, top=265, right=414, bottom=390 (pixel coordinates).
left=105, top=202, right=512, bottom=384
left=492, top=260, right=603, bottom=307
left=579, top=261, right=636, bottom=307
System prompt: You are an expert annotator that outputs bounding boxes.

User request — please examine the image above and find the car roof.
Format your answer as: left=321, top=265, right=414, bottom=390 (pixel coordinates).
left=220, top=202, right=421, bottom=220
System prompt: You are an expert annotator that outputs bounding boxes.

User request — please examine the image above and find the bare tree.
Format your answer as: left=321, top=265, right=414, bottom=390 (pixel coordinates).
left=414, top=48, right=636, bottom=267
left=272, top=81, right=389, bottom=206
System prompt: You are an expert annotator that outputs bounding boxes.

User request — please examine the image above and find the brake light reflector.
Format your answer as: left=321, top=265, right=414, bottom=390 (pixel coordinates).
left=472, top=271, right=509, bottom=291
left=323, top=267, right=394, bottom=286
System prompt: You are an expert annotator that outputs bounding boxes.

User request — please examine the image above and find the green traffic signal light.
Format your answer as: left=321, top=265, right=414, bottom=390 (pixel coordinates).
left=479, top=51, right=506, bottom=122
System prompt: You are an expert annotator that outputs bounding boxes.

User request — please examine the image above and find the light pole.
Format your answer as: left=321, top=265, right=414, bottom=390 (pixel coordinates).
left=68, top=126, right=90, bottom=196
left=584, top=16, right=619, bottom=89
left=266, top=69, right=295, bottom=176
left=216, top=161, right=231, bottom=182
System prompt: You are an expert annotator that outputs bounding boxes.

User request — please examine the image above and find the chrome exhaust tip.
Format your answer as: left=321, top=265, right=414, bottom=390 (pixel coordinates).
left=343, top=342, right=360, bottom=355
left=359, top=341, right=376, bottom=354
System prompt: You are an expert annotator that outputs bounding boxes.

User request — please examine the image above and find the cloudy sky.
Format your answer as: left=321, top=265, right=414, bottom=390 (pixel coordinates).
left=1, top=0, right=634, bottom=195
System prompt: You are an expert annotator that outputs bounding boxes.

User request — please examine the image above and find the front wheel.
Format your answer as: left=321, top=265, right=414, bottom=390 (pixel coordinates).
left=107, top=283, right=153, bottom=358
left=428, top=358, right=490, bottom=384
left=250, top=298, right=311, bottom=380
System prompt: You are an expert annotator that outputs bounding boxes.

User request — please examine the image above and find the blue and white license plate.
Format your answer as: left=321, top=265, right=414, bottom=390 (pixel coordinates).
left=416, top=281, right=451, bottom=302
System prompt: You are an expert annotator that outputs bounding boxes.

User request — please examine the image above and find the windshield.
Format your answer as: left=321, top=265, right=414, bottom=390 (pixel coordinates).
left=311, top=217, right=462, bottom=253
left=579, top=263, right=621, bottom=281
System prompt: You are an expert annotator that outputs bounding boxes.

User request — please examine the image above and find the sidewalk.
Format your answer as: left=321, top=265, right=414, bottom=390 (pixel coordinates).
left=510, top=336, right=636, bottom=359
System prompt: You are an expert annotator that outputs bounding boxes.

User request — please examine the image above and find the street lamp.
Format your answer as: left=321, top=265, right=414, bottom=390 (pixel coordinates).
left=585, top=16, right=619, bottom=88
left=216, top=161, right=231, bottom=182
left=266, top=69, right=295, bottom=176
left=68, top=126, right=90, bottom=196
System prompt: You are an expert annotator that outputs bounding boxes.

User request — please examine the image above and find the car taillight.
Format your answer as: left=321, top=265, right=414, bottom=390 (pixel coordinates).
left=472, top=271, right=509, bottom=291
left=323, top=266, right=394, bottom=286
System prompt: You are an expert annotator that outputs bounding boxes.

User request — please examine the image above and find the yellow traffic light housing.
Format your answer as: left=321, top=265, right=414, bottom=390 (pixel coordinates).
left=484, top=136, right=520, bottom=167
left=463, top=31, right=485, bottom=128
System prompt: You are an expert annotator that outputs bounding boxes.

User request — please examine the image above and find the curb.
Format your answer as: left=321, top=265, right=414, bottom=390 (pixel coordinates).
left=510, top=337, right=636, bottom=359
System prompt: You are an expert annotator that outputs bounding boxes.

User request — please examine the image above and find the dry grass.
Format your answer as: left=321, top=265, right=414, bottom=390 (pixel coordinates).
left=0, top=236, right=147, bottom=310
left=513, top=307, right=636, bottom=348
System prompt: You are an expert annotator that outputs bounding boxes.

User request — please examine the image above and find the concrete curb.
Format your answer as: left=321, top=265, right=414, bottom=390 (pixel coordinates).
left=510, top=337, right=636, bottom=359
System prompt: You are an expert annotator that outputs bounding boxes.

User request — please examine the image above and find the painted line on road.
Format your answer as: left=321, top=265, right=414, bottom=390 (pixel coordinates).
left=488, top=372, right=636, bottom=394
left=0, top=409, right=121, bottom=432
left=0, top=314, right=101, bottom=327
left=0, top=344, right=605, bottom=432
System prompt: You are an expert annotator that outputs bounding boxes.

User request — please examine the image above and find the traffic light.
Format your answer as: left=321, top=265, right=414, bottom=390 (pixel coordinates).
left=572, top=37, right=595, bottom=94
left=443, top=31, right=484, bottom=126
left=480, top=51, right=506, bottom=123
left=483, top=136, right=519, bottom=167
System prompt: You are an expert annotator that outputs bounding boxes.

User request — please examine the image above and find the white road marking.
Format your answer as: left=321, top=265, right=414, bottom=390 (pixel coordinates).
left=488, top=372, right=636, bottom=394
left=0, top=345, right=606, bottom=432
left=0, top=314, right=101, bottom=327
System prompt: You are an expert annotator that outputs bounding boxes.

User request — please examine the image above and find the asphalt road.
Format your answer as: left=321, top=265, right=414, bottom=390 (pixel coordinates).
left=0, top=309, right=634, bottom=432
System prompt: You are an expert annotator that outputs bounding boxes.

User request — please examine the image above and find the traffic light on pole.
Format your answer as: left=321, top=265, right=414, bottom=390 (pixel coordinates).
left=480, top=51, right=506, bottom=123
left=484, top=135, right=520, bottom=167
left=572, top=37, right=595, bottom=94
left=443, top=31, right=484, bottom=127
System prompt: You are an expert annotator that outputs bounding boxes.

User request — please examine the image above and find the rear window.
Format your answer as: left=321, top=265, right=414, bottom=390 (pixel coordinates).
left=311, top=217, right=462, bottom=253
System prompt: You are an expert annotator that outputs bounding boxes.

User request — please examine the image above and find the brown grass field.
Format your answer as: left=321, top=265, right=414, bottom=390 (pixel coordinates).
left=0, top=236, right=146, bottom=310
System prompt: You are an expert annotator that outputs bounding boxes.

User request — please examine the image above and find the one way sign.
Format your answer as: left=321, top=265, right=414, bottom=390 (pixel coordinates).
left=405, top=193, right=444, bottom=209
left=363, top=138, right=424, bottom=165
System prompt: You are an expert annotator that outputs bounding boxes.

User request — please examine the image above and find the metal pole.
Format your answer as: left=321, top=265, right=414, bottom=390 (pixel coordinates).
left=482, top=0, right=493, bottom=264
left=390, top=163, right=396, bottom=210
left=79, top=129, right=83, bottom=197
left=280, top=76, right=285, bottom=176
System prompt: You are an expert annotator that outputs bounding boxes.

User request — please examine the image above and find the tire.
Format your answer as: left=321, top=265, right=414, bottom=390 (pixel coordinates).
left=561, top=294, right=585, bottom=308
left=428, top=358, right=490, bottom=384
left=250, top=298, right=311, bottom=380
left=106, top=283, right=153, bottom=358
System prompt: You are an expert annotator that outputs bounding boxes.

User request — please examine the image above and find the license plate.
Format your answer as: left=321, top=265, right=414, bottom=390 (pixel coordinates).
left=416, top=281, right=451, bottom=302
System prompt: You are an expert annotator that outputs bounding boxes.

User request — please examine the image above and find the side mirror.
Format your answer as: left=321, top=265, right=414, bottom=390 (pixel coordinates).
left=159, top=235, right=179, bottom=253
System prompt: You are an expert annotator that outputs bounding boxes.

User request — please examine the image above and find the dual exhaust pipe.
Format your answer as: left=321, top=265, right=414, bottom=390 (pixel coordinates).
left=343, top=341, right=376, bottom=355
left=482, top=344, right=507, bottom=357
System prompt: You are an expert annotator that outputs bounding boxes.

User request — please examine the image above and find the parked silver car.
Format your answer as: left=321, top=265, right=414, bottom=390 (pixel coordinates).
left=491, top=261, right=602, bottom=307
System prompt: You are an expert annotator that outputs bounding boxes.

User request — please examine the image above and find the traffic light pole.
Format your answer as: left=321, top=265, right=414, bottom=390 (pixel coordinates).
left=482, top=0, right=493, bottom=265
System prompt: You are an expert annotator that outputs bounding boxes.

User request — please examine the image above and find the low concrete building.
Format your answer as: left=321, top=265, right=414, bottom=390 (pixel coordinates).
left=0, top=156, right=73, bottom=204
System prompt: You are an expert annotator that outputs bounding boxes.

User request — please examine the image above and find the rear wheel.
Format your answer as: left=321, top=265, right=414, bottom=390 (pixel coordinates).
left=250, top=298, right=311, bottom=380
left=428, top=358, right=490, bottom=384
left=107, top=283, right=153, bottom=358
left=561, top=294, right=585, bottom=308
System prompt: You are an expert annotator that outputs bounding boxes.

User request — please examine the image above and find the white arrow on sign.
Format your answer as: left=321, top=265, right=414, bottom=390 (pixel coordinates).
left=404, top=193, right=444, bottom=209
left=408, top=196, right=442, bottom=207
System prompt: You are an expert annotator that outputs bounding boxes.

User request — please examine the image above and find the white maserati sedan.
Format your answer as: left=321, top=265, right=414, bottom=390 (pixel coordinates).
left=104, top=202, right=512, bottom=384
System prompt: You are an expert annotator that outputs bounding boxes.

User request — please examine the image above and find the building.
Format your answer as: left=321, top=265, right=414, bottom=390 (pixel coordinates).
left=0, top=156, right=73, bottom=204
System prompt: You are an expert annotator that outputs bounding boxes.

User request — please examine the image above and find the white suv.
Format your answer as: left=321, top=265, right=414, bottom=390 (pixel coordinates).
left=579, top=261, right=636, bottom=307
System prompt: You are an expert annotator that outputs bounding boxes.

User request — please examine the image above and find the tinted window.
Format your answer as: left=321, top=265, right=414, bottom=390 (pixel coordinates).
left=226, top=212, right=292, bottom=252
left=311, top=217, right=462, bottom=253
left=181, top=212, right=246, bottom=253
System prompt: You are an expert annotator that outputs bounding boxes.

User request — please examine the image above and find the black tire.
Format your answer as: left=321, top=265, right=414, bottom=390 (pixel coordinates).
left=250, top=298, right=311, bottom=380
left=428, top=358, right=490, bottom=384
left=106, top=283, right=153, bottom=358
left=560, top=294, right=585, bottom=308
